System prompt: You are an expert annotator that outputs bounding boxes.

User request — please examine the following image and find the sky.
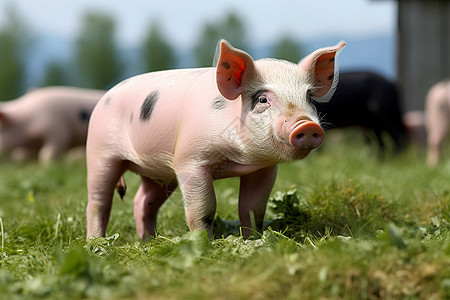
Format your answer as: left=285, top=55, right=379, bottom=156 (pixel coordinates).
left=0, top=0, right=397, bottom=48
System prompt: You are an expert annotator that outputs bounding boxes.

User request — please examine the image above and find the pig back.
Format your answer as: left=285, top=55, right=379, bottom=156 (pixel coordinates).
left=4, top=87, right=103, bottom=146
left=89, top=68, right=221, bottom=161
left=39, top=87, right=104, bottom=145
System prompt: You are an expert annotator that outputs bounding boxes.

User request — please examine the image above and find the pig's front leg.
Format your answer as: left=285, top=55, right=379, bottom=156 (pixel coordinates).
left=11, top=147, right=39, bottom=162
left=238, top=166, right=277, bottom=238
left=176, top=165, right=217, bottom=237
left=39, top=132, right=70, bottom=163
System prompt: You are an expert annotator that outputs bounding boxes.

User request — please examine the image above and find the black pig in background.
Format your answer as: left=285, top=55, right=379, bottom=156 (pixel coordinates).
left=314, top=71, right=407, bottom=154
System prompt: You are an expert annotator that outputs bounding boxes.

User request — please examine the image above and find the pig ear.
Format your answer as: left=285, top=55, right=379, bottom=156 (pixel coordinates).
left=299, top=41, right=346, bottom=103
left=215, top=39, right=256, bottom=100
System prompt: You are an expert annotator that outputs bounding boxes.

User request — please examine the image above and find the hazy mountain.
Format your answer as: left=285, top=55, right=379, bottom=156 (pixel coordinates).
left=25, top=33, right=395, bottom=87
left=306, top=35, right=396, bottom=80
left=253, top=35, right=395, bottom=80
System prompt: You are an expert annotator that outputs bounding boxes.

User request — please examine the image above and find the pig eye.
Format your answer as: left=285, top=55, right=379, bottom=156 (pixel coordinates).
left=258, top=96, right=268, bottom=104
left=251, top=90, right=271, bottom=113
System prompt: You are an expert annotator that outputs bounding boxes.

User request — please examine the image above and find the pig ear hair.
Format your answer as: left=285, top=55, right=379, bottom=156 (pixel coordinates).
left=215, top=39, right=256, bottom=100
left=212, top=40, right=222, bottom=68
left=299, top=41, right=346, bottom=103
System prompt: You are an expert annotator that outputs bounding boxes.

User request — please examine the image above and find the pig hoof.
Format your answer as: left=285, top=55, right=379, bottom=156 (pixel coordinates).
left=116, top=183, right=127, bottom=200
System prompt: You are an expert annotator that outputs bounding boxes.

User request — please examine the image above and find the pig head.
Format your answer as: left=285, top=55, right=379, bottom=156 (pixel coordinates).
left=86, top=39, right=345, bottom=240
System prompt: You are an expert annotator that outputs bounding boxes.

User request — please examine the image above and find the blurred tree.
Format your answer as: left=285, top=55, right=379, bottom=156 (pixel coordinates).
left=0, top=5, right=31, bottom=100
left=220, top=13, right=248, bottom=50
left=194, top=12, right=248, bottom=67
left=141, top=22, right=176, bottom=72
left=41, top=61, right=69, bottom=86
left=194, top=24, right=220, bottom=68
left=74, top=12, right=123, bottom=89
left=271, top=35, right=303, bottom=63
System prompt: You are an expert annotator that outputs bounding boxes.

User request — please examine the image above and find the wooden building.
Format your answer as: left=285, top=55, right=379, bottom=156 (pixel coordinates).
left=397, top=0, right=450, bottom=112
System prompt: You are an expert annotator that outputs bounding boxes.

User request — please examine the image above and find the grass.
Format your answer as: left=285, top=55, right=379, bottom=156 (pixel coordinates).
left=0, top=130, right=449, bottom=299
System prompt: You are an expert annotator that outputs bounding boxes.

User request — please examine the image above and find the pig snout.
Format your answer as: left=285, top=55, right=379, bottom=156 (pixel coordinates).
left=289, top=121, right=325, bottom=150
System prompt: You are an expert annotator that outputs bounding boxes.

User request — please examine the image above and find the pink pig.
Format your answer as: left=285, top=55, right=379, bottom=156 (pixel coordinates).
left=0, top=86, right=104, bottom=163
left=425, top=80, right=450, bottom=166
left=86, top=40, right=345, bottom=239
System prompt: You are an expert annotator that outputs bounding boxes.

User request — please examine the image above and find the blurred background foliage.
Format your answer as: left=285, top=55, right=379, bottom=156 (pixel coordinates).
left=0, top=6, right=31, bottom=100
left=193, top=12, right=249, bottom=67
left=74, top=12, right=123, bottom=90
left=0, top=7, right=303, bottom=99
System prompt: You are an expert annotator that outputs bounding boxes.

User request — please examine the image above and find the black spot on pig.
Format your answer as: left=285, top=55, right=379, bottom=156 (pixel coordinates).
left=78, top=110, right=91, bottom=122
left=221, top=62, right=230, bottom=69
left=140, top=91, right=159, bottom=122
left=130, top=112, right=134, bottom=124
left=211, top=95, right=227, bottom=110
left=104, top=97, right=111, bottom=105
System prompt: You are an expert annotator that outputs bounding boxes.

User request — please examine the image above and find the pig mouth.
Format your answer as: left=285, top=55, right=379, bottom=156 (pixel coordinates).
left=271, top=134, right=313, bottom=161
left=291, top=148, right=313, bottom=160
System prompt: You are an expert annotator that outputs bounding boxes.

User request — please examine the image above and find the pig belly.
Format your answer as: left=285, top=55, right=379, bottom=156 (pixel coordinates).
left=125, top=152, right=176, bottom=183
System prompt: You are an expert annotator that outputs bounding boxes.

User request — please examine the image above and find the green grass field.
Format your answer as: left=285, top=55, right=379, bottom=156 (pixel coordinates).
left=0, top=131, right=449, bottom=299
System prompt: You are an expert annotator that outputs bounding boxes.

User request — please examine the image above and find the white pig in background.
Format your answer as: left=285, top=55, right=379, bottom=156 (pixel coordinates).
left=86, top=39, right=345, bottom=240
left=426, top=80, right=450, bottom=166
left=0, top=86, right=104, bottom=163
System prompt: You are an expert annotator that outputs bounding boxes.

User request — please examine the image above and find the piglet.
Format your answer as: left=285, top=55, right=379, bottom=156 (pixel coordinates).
left=0, top=86, right=104, bottom=163
left=86, top=39, right=345, bottom=239
left=425, top=80, right=450, bottom=166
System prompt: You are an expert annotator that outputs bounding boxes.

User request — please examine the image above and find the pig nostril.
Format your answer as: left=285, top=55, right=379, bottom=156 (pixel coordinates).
left=296, top=132, right=321, bottom=140
left=290, top=121, right=325, bottom=149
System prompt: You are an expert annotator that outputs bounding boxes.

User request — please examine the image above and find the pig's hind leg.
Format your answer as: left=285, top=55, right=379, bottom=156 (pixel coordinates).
left=427, top=119, right=448, bottom=166
left=426, top=99, right=449, bottom=166
left=86, top=157, right=126, bottom=239
left=133, top=177, right=176, bottom=240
